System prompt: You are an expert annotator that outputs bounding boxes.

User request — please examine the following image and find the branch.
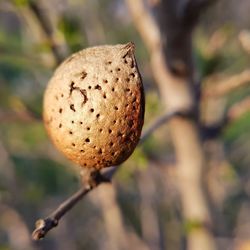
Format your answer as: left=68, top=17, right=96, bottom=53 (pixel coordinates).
left=200, top=97, right=250, bottom=140
left=203, top=69, right=250, bottom=98
left=12, top=0, right=69, bottom=66
left=140, top=109, right=193, bottom=144
left=0, top=109, right=41, bottom=123
left=227, top=97, right=250, bottom=121
left=238, top=30, right=250, bottom=54
left=32, top=169, right=110, bottom=240
left=28, top=1, right=69, bottom=64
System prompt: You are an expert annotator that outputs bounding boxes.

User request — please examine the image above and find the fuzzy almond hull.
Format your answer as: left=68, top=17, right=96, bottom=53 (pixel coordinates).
left=43, top=43, right=144, bottom=169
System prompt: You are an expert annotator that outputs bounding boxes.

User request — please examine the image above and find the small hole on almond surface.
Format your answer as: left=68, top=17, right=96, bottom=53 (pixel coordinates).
left=113, top=120, right=116, bottom=124
left=80, top=121, right=83, bottom=125
left=108, top=129, right=112, bottom=134
left=90, top=108, right=94, bottom=112
left=59, top=108, right=63, bottom=113
left=98, top=149, right=102, bottom=154
left=115, top=78, right=119, bottom=82
left=59, top=124, right=62, bottom=128
left=114, top=106, right=118, bottom=110
left=96, top=114, right=100, bottom=118
left=130, top=73, right=135, bottom=78
left=69, top=131, right=73, bottom=135
left=103, top=94, right=107, bottom=99
left=128, top=120, right=133, bottom=127
left=71, top=120, right=74, bottom=124
left=103, top=79, right=108, bottom=84
left=61, top=94, right=64, bottom=97
left=116, top=68, right=121, bottom=71
left=80, top=150, right=84, bottom=153
left=72, top=143, right=76, bottom=146
left=95, top=85, right=102, bottom=90
left=85, top=138, right=90, bottom=142
left=112, top=87, right=115, bottom=92
left=109, top=142, right=114, bottom=147
left=87, top=127, right=90, bottom=130
left=70, top=104, right=76, bottom=112
left=111, top=152, right=115, bottom=156
left=88, top=86, right=92, bottom=89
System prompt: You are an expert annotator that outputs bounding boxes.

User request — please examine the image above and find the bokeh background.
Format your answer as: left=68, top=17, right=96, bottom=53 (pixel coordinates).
left=0, top=0, right=250, bottom=249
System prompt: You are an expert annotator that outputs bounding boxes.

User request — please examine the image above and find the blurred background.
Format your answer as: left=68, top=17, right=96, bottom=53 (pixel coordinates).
left=0, top=0, right=250, bottom=249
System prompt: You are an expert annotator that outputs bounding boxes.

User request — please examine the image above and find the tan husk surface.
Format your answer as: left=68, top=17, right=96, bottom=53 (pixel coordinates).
left=43, top=43, right=144, bottom=170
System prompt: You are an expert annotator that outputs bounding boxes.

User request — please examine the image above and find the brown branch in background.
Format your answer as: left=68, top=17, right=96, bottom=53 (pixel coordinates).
left=227, top=97, right=250, bottom=121
left=126, top=1, right=217, bottom=250
left=238, top=30, right=250, bottom=54
left=0, top=205, right=33, bottom=250
left=0, top=109, right=41, bottom=123
left=140, top=109, right=193, bottom=144
left=203, top=69, right=250, bottom=98
left=198, top=97, right=250, bottom=140
left=95, top=184, right=150, bottom=250
left=138, top=167, right=161, bottom=250
left=28, top=1, right=69, bottom=64
left=12, top=0, right=69, bottom=67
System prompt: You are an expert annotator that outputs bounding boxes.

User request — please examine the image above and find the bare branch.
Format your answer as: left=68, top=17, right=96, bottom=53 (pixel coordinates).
left=32, top=186, right=91, bottom=240
left=28, top=1, right=69, bottom=64
left=32, top=169, right=110, bottom=240
left=227, top=97, right=250, bottom=121
left=203, top=70, right=250, bottom=98
left=238, top=30, right=250, bottom=54
left=0, top=109, right=41, bottom=123
left=140, top=109, right=193, bottom=144
left=12, top=0, right=69, bottom=66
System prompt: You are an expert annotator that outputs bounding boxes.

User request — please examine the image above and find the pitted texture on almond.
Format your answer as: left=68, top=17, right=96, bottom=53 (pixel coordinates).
left=43, top=43, right=144, bottom=170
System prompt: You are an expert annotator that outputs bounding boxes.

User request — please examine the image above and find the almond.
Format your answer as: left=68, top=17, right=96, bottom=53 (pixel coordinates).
left=43, top=42, right=144, bottom=170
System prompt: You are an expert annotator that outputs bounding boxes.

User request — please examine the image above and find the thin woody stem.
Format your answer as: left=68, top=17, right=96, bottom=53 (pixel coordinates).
left=140, top=109, right=193, bottom=144
left=32, top=186, right=91, bottom=240
left=32, top=169, right=110, bottom=240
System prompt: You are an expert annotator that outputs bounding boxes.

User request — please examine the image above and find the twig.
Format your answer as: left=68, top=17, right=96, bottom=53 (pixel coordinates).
left=0, top=109, right=41, bottom=123
left=227, top=97, right=250, bottom=121
left=28, top=1, right=69, bottom=64
left=203, top=69, right=250, bottom=98
left=32, top=186, right=91, bottom=240
left=238, top=30, right=250, bottom=54
left=140, top=109, right=193, bottom=144
left=32, top=169, right=110, bottom=240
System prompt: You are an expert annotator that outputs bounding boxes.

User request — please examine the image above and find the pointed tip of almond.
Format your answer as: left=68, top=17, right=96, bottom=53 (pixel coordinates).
left=124, top=42, right=135, bottom=51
